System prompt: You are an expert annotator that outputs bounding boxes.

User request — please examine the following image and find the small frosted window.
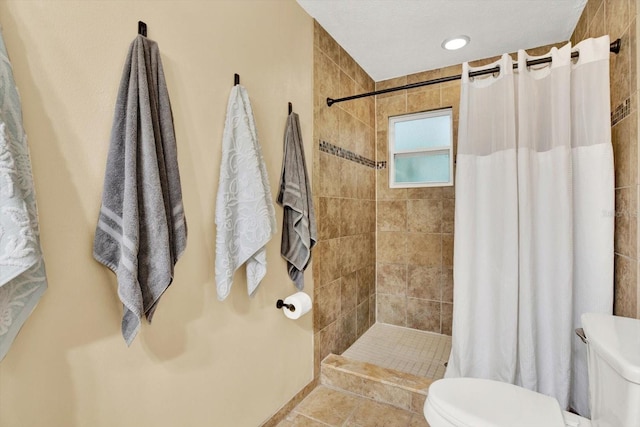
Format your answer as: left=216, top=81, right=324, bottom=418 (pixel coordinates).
left=389, top=108, right=453, bottom=188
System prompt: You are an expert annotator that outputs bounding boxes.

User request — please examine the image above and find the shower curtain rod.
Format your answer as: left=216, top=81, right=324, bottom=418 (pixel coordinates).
left=326, top=38, right=621, bottom=107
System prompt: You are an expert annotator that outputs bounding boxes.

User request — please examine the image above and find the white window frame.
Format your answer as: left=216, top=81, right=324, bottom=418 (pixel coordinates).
left=388, top=108, right=454, bottom=188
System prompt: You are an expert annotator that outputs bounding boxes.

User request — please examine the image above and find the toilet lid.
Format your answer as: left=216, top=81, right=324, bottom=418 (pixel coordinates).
left=425, top=378, right=566, bottom=427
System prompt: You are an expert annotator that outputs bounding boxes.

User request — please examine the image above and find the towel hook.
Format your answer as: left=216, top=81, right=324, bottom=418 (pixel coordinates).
left=288, top=102, right=293, bottom=115
left=234, top=73, right=240, bottom=86
left=138, top=21, right=147, bottom=37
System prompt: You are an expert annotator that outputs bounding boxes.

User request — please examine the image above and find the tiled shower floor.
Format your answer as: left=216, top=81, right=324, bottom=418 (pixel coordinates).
left=342, top=323, right=452, bottom=379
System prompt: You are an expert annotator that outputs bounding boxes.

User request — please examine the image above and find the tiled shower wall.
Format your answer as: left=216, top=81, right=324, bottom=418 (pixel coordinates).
left=312, top=22, right=377, bottom=375
left=572, top=0, right=640, bottom=319
left=374, top=71, right=459, bottom=335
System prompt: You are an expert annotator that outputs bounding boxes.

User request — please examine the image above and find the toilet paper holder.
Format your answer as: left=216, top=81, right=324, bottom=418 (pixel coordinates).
left=276, top=299, right=296, bottom=312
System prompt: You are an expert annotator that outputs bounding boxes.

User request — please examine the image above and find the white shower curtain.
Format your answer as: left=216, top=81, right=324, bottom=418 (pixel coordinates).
left=446, top=36, right=613, bottom=416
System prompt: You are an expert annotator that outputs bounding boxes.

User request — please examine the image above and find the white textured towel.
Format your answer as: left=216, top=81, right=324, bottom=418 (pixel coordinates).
left=0, top=27, right=48, bottom=360
left=215, top=85, right=276, bottom=301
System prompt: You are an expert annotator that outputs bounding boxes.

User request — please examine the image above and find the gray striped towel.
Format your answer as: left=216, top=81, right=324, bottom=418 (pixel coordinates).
left=93, top=35, right=187, bottom=345
left=277, top=112, right=316, bottom=289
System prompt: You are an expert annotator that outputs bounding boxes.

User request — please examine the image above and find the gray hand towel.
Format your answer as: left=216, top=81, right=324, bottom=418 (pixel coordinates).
left=277, top=112, right=316, bottom=289
left=93, top=35, right=187, bottom=345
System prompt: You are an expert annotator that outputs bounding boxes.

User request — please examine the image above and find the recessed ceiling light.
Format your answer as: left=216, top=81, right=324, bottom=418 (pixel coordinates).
left=442, top=35, right=470, bottom=51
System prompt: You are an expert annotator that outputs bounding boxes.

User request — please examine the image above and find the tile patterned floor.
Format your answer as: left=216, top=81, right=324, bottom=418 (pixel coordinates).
left=276, top=386, right=429, bottom=427
left=276, top=325, right=447, bottom=426
left=342, top=323, right=451, bottom=379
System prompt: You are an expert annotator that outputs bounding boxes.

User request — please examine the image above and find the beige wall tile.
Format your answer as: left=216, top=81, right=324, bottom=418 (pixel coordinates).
left=441, top=303, right=454, bottom=336
left=354, top=95, right=372, bottom=125
left=341, top=235, right=361, bottom=276
left=377, top=263, right=408, bottom=296
left=340, top=198, right=359, bottom=237
left=407, top=199, right=443, bottom=233
left=341, top=160, right=359, bottom=198
left=314, top=237, right=341, bottom=286
left=407, top=265, right=441, bottom=300
left=316, top=24, right=340, bottom=64
left=442, top=186, right=455, bottom=199
left=315, top=278, right=341, bottom=330
left=357, top=167, right=376, bottom=200
left=364, top=232, right=377, bottom=266
left=442, top=234, right=454, bottom=267
left=610, top=30, right=631, bottom=110
left=442, top=268, right=454, bottom=303
left=357, top=266, right=374, bottom=303
left=377, top=169, right=408, bottom=200
left=407, top=187, right=443, bottom=199
left=341, top=271, right=358, bottom=313
left=378, top=231, right=407, bottom=264
left=354, top=119, right=369, bottom=158
left=376, top=76, right=408, bottom=99
left=320, top=365, right=365, bottom=396
left=377, top=130, right=389, bottom=162
left=319, top=151, right=341, bottom=197
left=377, top=95, right=407, bottom=132
left=613, top=115, right=631, bottom=188
left=407, top=69, right=443, bottom=94
left=614, top=254, right=638, bottom=317
left=339, top=308, right=357, bottom=353
left=586, top=0, right=604, bottom=27
left=314, top=321, right=339, bottom=373
left=318, top=197, right=340, bottom=240
left=443, top=198, right=455, bottom=234
left=441, top=83, right=461, bottom=117
left=615, top=188, right=637, bottom=258
left=630, top=105, right=638, bottom=185
left=339, top=108, right=357, bottom=153
left=630, top=18, right=637, bottom=94
left=377, top=294, right=407, bottom=326
left=315, top=103, right=339, bottom=145
left=407, top=87, right=441, bottom=113
left=407, top=298, right=441, bottom=332
left=362, top=200, right=377, bottom=233
left=339, top=46, right=357, bottom=79
left=406, top=233, right=441, bottom=266
left=591, top=1, right=606, bottom=37
left=361, top=378, right=412, bottom=410
left=378, top=200, right=407, bottom=231
left=314, top=51, right=340, bottom=109
left=357, top=300, right=370, bottom=337
left=369, top=294, right=377, bottom=325
left=606, top=0, right=630, bottom=39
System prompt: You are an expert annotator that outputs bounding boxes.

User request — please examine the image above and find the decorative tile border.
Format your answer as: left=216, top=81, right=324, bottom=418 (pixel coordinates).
left=612, top=97, right=631, bottom=126
left=319, top=140, right=378, bottom=168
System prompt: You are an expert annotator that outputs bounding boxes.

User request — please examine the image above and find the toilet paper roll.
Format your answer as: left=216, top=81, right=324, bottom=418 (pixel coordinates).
left=282, top=291, right=312, bottom=320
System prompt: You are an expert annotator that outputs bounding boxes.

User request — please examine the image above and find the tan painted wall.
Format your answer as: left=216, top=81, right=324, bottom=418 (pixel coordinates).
left=0, top=1, right=314, bottom=426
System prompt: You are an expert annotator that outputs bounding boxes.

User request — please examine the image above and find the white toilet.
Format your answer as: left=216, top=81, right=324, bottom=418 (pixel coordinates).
left=424, top=313, right=640, bottom=427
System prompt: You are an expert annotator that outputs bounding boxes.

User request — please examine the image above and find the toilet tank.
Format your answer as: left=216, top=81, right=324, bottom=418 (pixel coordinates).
left=581, top=313, right=640, bottom=427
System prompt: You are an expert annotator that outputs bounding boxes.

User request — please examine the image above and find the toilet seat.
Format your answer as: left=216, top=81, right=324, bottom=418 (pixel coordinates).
left=424, top=378, right=590, bottom=427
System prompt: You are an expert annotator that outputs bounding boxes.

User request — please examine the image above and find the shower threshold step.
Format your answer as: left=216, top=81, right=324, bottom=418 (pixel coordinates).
left=320, top=353, right=434, bottom=414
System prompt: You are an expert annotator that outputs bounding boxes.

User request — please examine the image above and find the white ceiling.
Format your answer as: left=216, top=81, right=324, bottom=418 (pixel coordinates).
left=297, top=0, right=587, bottom=82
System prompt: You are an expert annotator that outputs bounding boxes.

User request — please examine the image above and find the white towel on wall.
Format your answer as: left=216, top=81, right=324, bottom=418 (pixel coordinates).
left=0, top=27, right=48, bottom=360
left=215, top=85, right=276, bottom=301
